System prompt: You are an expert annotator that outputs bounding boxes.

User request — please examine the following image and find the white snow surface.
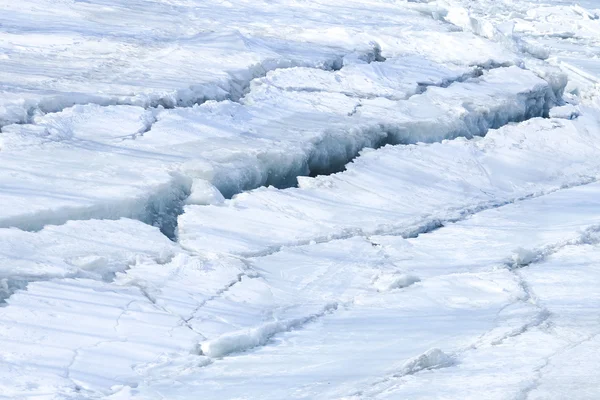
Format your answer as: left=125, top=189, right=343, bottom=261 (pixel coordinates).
left=2, top=0, right=600, bottom=399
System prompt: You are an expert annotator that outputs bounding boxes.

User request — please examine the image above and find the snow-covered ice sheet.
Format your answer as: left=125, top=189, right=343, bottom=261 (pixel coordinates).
left=2, top=0, right=600, bottom=398
left=178, top=110, right=600, bottom=256
left=0, top=218, right=176, bottom=301
left=0, top=0, right=517, bottom=127
left=101, top=180, right=600, bottom=399
left=6, top=143, right=600, bottom=398
left=0, top=0, right=533, bottom=237
left=437, top=0, right=600, bottom=96
left=0, top=64, right=554, bottom=235
left=365, top=239, right=600, bottom=400
left=0, top=219, right=249, bottom=397
left=0, top=278, right=199, bottom=398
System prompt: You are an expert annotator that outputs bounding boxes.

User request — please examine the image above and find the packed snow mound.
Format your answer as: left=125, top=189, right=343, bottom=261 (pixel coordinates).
left=398, top=348, right=455, bottom=376
left=510, top=247, right=542, bottom=268
left=549, top=104, right=579, bottom=119
left=200, top=303, right=338, bottom=358
left=372, top=273, right=421, bottom=292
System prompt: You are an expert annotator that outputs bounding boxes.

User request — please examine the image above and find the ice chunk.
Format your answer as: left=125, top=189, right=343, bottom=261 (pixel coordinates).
left=184, top=179, right=225, bottom=206
left=549, top=104, right=580, bottom=120
left=398, top=348, right=455, bottom=376
left=373, top=273, right=421, bottom=292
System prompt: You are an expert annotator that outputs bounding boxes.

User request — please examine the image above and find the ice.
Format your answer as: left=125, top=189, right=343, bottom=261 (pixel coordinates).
left=3, top=0, right=600, bottom=398
left=123, top=268, right=526, bottom=399
left=184, top=179, right=226, bottom=206
left=1, top=174, right=580, bottom=399
left=0, top=25, right=347, bottom=127
left=179, top=109, right=600, bottom=256
left=0, top=0, right=518, bottom=127
left=0, top=223, right=251, bottom=396
left=364, top=242, right=600, bottom=399
left=0, top=219, right=176, bottom=301
left=0, top=64, right=553, bottom=235
left=372, top=182, right=600, bottom=281
left=253, top=56, right=474, bottom=101
left=398, top=348, right=455, bottom=376
left=549, top=103, right=580, bottom=119
left=438, top=0, right=600, bottom=96
left=0, top=0, right=563, bottom=240
left=0, top=278, right=199, bottom=397
left=123, top=177, right=600, bottom=399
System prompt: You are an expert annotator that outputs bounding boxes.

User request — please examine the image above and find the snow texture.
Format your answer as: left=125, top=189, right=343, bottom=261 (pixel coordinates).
left=2, top=0, right=600, bottom=399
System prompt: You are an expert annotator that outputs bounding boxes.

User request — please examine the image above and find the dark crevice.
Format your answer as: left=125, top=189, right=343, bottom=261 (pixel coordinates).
left=0, top=61, right=558, bottom=243
left=0, top=278, right=29, bottom=305
left=304, top=96, right=552, bottom=179
left=0, top=47, right=386, bottom=240
left=0, top=47, right=562, bottom=251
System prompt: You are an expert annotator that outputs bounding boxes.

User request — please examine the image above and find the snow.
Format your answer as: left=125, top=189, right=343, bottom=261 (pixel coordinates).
left=199, top=302, right=339, bottom=358
left=398, top=348, right=455, bottom=376
left=0, top=0, right=518, bottom=127
left=549, top=103, right=580, bottom=119
left=2, top=0, right=600, bottom=398
left=438, top=0, right=600, bottom=97
left=0, top=219, right=176, bottom=301
left=0, top=63, right=556, bottom=237
left=119, top=175, right=600, bottom=399
left=178, top=111, right=600, bottom=256
left=363, top=240, right=600, bottom=399
left=0, top=278, right=199, bottom=397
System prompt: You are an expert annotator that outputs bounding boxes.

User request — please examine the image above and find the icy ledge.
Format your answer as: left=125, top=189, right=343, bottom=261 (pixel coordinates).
left=178, top=106, right=600, bottom=256
left=0, top=39, right=355, bottom=128
left=0, top=65, right=558, bottom=238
